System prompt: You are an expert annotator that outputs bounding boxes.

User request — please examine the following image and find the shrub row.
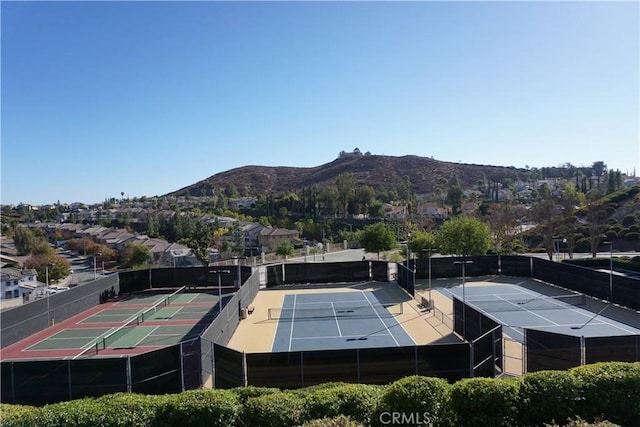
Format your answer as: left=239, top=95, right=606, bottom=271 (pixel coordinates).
left=1, top=362, right=638, bottom=427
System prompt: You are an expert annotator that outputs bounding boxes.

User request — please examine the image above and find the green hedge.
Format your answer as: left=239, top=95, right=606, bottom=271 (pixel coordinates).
left=1, top=362, right=638, bottom=427
left=449, top=377, right=519, bottom=427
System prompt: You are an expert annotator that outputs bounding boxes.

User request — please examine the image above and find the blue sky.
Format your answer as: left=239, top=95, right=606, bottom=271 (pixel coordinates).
left=2, top=1, right=638, bottom=206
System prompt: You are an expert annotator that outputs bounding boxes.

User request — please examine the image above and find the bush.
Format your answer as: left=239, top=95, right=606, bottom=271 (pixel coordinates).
left=300, top=415, right=365, bottom=427
left=0, top=404, right=38, bottom=427
left=448, top=377, right=519, bottom=427
left=228, top=385, right=280, bottom=404
left=94, top=393, right=165, bottom=426
left=374, top=376, right=450, bottom=427
left=303, top=383, right=383, bottom=424
left=242, top=391, right=308, bottom=427
left=154, top=389, right=241, bottom=427
left=518, top=370, right=581, bottom=426
left=571, top=362, right=640, bottom=426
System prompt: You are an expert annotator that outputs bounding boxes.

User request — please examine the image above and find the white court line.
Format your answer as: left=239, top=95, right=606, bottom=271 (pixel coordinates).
left=288, top=294, right=297, bottom=352
left=502, top=283, right=639, bottom=335
left=363, top=292, right=399, bottom=346
left=291, top=333, right=392, bottom=340
left=331, top=302, right=343, bottom=337
left=494, top=294, right=561, bottom=326
left=295, top=299, right=370, bottom=305
left=132, top=326, right=160, bottom=347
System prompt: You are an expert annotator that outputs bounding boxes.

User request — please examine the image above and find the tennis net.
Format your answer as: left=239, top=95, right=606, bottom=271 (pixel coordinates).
left=464, top=293, right=587, bottom=312
left=139, top=286, right=187, bottom=322
left=101, top=315, right=140, bottom=350
left=268, top=303, right=404, bottom=321
left=166, top=286, right=187, bottom=305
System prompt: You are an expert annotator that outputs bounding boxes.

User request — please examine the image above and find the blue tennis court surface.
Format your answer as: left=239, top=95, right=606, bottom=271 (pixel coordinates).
left=272, top=291, right=415, bottom=351
left=439, top=283, right=640, bottom=343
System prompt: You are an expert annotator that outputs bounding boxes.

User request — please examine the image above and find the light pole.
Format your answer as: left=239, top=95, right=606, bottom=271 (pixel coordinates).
left=93, top=254, right=101, bottom=280
left=454, top=259, right=473, bottom=339
left=45, top=263, right=52, bottom=326
left=232, top=256, right=247, bottom=289
left=423, top=244, right=436, bottom=309
left=209, top=270, right=231, bottom=314
left=603, top=241, right=613, bottom=301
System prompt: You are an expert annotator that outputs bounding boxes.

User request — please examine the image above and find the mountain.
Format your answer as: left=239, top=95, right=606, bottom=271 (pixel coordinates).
left=167, top=153, right=529, bottom=197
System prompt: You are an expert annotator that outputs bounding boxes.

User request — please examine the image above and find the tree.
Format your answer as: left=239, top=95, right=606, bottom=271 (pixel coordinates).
left=436, top=217, right=491, bottom=257
left=592, top=161, right=607, bottom=187
left=359, top=223, right=397, bottom=260
left=408, top=231, right=436, bottom=258
left=486, top=202, right=519, bottom=254
left=124, top=244, right=152, bottom=268
left=446, top=177, right=464, bottom=216
left=13, top=227, right=37, bottom=256
left=354, top=186, right=375, bottom=216
left=275, top=239, right=294, bottom=259
left=185, top=219, right=215, bottom=267
left=318, top=186, right=339, bottom=217
left=24, top=254, right=72, bottom=284
left=336, top=173, right=356, bottom=217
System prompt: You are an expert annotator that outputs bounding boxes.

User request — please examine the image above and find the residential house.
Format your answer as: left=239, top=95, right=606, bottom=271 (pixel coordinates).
left=1, top=267, right=39, bottom=301
left=258, top=227, right=300, bottom=252
left=416, top=202, right=449, bottom=220
left=383, top=204, right=408, bottom=220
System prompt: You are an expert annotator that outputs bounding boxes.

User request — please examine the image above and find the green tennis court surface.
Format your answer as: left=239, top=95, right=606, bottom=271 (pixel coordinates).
left=27, top=290, right=220, bottom=354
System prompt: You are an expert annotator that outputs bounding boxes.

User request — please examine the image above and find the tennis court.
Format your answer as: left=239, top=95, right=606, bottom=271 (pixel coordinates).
left=271, top=291, right=415, bottom=352
left=3, top=288, right=223, bottom=360
left=438, top=283, right=640, bottom=343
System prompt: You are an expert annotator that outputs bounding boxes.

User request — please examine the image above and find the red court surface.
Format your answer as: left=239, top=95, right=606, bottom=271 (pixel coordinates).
left=1, top=291, right=220, bottom=361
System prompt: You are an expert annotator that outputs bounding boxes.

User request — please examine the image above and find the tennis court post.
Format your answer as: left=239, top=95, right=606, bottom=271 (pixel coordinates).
left=209, top=269, right=231, bottom=314
left=454, top=259, right=473, bottom=339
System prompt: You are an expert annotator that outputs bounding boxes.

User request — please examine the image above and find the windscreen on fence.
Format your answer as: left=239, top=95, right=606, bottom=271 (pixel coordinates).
left=302, top=349, right=359, bottom=386
left=118, top=269, right=151, bottom=294
left=472, top=326, right=502, bottom=377
left=238, top=270, right=260, bottom=308
left=284, top=262, right=370, bottom=284
left=131, top=345, right=182, bottom=394
left=358, top=346, right=418, bottom=384
left=417, top=343, right=472, bottom=382
left=241, top=343, right=475, bottom=389
left=453, top=297, right=500, bottom=342
left=2, top=360, right=70, bottom=405
left=585, top=335, right=640, bottom=364
left=69, top=358, right=128, bottom=400
left=397, top=261, right=415, bottom=297
left=500, top=255, right=531, bottom=277
left=214, top=344, right=245, bottom=388
left=371, top=261, right=389, bottom=281
left=525, top=329, right=582, bottom=372
left=532, top=258, right=640, bottom=311
left=245, top=352, right=303, bottom=388
left=267, top=264, right=284, bottom=287
left=180, top=339, right=202, bottom=390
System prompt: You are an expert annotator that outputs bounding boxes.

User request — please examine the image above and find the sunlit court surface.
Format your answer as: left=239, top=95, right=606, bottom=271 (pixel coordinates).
left=271, top=291, right=415, bottom=352
left=415, top=275, right=640, bottom=376
left=1, top=288, right=225, bottom=361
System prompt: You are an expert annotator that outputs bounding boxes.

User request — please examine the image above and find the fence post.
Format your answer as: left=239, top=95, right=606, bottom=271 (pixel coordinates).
left=126, top=356, right=132, bottom=392
left=242, top=351, right=248, bottom=387
left=580, top=336, right=586, bottom=366
left=68, top=360, right=73, bottom=401
left=300, top=351, right=304, bottom=387
left=523, top=329, right=527, bottom=374
left=180, top=342, right=185, bottom=391
left=469, top=342, right=474, bottom=378
left=356, top=349, right=361, bottom=383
